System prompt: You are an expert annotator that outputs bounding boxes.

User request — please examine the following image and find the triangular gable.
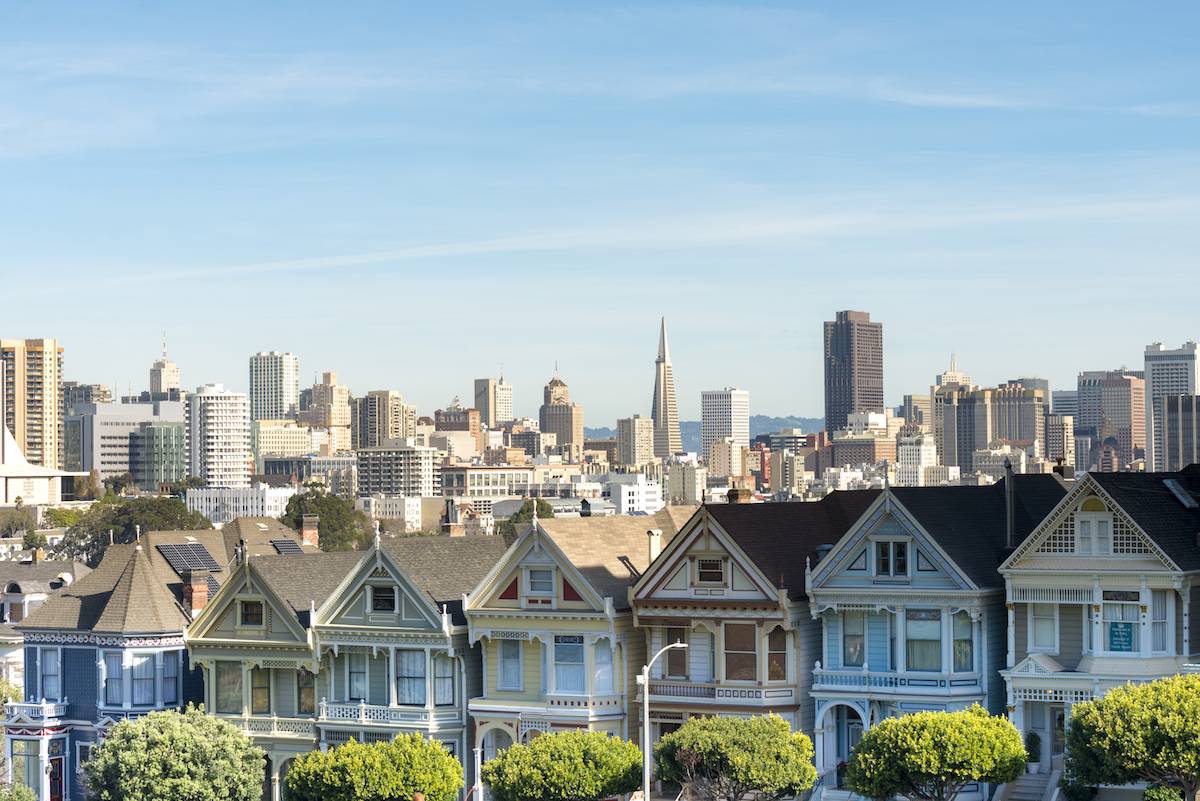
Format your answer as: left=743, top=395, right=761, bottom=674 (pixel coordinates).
left=632, top=508, right=782, bottom=603
left=808, top=490, right=975, bottom=592
left=465, top=523, right=608, bottom=612
left=1002, top=475, right=1177, bottom=572
left=315, top=545, right=441, bottom=630
left=187, top=560, right=309, bottom=643
left=1007, top=653, right=1065, bottom=675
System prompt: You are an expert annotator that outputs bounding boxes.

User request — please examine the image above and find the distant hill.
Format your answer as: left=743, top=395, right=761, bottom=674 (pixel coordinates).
left=585, top=414, right=823, bottom=454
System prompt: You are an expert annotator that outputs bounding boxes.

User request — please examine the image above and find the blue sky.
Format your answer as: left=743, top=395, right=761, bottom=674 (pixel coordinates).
left=3, top=2, right=1199, bottom=424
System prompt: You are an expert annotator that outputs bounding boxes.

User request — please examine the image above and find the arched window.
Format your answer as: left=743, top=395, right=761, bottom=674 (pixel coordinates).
left=767, top=626, right=788, bottom=681
left=1076, top=497, right=1112, bottom=554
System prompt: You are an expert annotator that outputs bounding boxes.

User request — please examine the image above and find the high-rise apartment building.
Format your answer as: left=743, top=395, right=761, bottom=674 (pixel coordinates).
left=356, top=442, right=441, bottom=497
left=435, top=399, right=483, bottom=453
left=185, top=384, right=252, bottom=488
left=1076, top=370, right=1146, bottom=470
left=1144, top=342, right=1198, bottom=471
left=1160, top=395, right=1199, bottom=472
left=651, top=318, right=682, bottom=459
left=474, top=376, right=513, bottom=429
left=539, top=376, right=584, bottom=460
left=0, top=338, right=64, bottom=468
left=700, top=388, right=750, bottom=464
left=150, top=340, right=181, bottom=399
left=62, top=382, right=112, bottom=415
left=823, top=310, right=883, bottom=432
left=301, top=371, right=352, bottom=453
left=351, top=390, right=416, bottom=449
left=1044, top=414, right=1076, bottom=469
left=248, top=351, right=300, bottom=421
left=616, top=414, right=655, bottom=467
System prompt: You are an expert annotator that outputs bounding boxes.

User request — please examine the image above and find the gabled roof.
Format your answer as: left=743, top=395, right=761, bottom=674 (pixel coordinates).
left=18, top=544, right=189, bottom=635
left=705, top=492, right=881, bottom=600
left=537, top=507, right=696, bottom=609
left=1086, top=466, right=1200, bottom=571
left=0, top=559, right=91, bottom=595
left=246, top=551, right=366, bottom=618
left=890, top=474, right=1067, bottom=587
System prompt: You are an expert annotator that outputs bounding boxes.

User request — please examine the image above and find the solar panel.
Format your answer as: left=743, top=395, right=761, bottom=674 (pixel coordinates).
left=271, top=539, right=304, bottom=555
left=206, top=575, right=221, bottom=596
left=157, top=543, right=222, bottom=576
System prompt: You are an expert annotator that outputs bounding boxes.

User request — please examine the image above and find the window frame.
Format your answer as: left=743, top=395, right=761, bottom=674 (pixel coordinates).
left=1152, top=589, right=1170, bottom=655
left=526, top=568, right=554, bottom=596
left=767, top=626, right=788, bottom=682
left=696, top=557, right=725, bottom=585
left=952, top=611, right=974, bottom=673
left=39, top=647, right=61, bottom=701
left=1101, top=590, right=1141, bottom=654
left=593, top=639, right=614, bottom=694
left=370, top=585, right=397, bottom=613
left=873, top=540, right=910, bottom=579
left=215, top=661, right=243, bottom=715
left=297, top=667, right=315, bottom=714
left=904, top=609, right=942, bottom=672
left=434, top=653, right=455, bottom=706
left=131, top=652, right=156, bottom=706
left=395, top=649, right=427, bottom=706
left=162, top=651, right=180, bottom=706
left=664, top=627, right=688, bottom=678
left=250, top=667, right=271, bottom=714
left=497, top=639, right=523, bottom=691
left=347, top=652, right=368, bottom=701
left=238, top=599, right=265, bottom=628
left=842, top=610, right=865, bottom=668
left=722, top=623, right=758, bottom=682
left=1075, top=512, right=1113, bottom=555
left=103, top=651, right=123, bottom=706
left=1028, top=603, right=1059, bottom=654
left=553, top=635, right=586, bottom=695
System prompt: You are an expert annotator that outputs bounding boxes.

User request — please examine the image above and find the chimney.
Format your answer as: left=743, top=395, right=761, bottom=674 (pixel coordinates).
left=182, top=569, right=210, bottom=616
left=300, top=515, right=320, bottom=548
left=647, top=529, right=663, bottom=564
left=1004, top=458, right=1016, bottom=549
left=727, top=487, right=753, bottom=504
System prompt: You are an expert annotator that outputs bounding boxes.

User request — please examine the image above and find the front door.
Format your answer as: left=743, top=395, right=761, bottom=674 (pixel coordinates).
left=49, top=757, right=63, bottom=801
left=1051, top=706, right=1066, bottom=756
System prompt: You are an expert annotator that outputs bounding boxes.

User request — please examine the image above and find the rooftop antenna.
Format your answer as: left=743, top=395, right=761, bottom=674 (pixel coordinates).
left=161, top=331, right=168, bottom=360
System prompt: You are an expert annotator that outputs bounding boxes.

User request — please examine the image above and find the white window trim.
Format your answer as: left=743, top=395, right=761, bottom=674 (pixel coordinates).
left=1027, top=603, right=1060, bottom=655
left=1098, top=591, right=1142, bottom=656
left=369, top=584, right=398, bottom=614
left=694, top=556, right=727, bottom=586
left=1075, top=512, right=1114, bottom=556
left=841, top=610, right=866, bottom=668
left=524, top=568, right=555, bottom=596
left=75, top=741, right=93, bottom=775
left=496, top=639, right=523, bottom=691
left=236, top=598, right=267, bottom=630
left=39, top=645, right=62, bottom=702
left=872, top=539, right=912, bottom=580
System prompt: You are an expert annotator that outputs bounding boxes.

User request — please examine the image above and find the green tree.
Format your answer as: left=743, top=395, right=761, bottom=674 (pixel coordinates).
left=55, top=496, right=212, bottom=566
left=1066, top=674, right=1200, bottom=801
left=279, top=489, right=372, bottom=551
left=85, top=705, right=264, bottom=801
left=496, top=498, right=555, bottom=539
left=846, top=706, right=1025, bottom=801
left=0, top=505, right=34, bottom=538
left=483, top=730, right=641, bottom=801
left=21, top=529, right=47, bottom=551
left=656, top=714, right=816, bottom=801
left=102, top=471, right=137, bottom=496
left=41, top=506, right=84, bottom=528
left=286, top=734, right=462, bottom=801
left=0, top=784, right=36, bottom=801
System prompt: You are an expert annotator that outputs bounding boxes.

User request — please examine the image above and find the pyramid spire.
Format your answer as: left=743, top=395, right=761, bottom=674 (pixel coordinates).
left=657, top=317, right=671, bottom=363
left=652, top=317, right=682, bottom=458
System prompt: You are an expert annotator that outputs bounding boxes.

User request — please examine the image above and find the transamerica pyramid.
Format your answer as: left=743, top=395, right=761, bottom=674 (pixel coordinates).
left=651, top=317, right=682, bottom=458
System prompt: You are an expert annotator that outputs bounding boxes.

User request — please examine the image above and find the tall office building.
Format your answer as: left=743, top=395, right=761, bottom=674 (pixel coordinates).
left=1008, top=377, right=1051, bottom=411
left=1076, top=370, right=1146, bottom=470
left=539, top=376, right=584, bottom=460
left=1044, top=414, right=1076, bottom=469
left=1160, top=395, right=1200, bottom=471
left=185, top=384, right=252, bottom=487
left=1144, top=342, right=1198, bottom=471
left=248, top=351, right=300, bottom=421
left=939, top=382, right=1046, bottom=472
left=899, top=394, right=933, bottom=433
left=130, top=421, right=187, bottom=491
left=616, top=415, right=655, bottom=467
left=62, top=382, right=112, bottom=415
left=150, top=339, right=181, bottom=399
left=930, top=355, right=972, bottom=463
left=301, top=371, right=353, bottom=453
left=823, top=310, right=883, bottom=432
left=700, top=388, right=750, bottom=465
left=351, top=390, right=416, bottom=449
left=651, top=318, right=682, bottom=459
left=474, top=376, right=513, bottom=429
left=0, top=338, right=64, bottom=468
left=1052, top=390, right=1079, bottom=420
left=64, top=399, right=185, bottom=477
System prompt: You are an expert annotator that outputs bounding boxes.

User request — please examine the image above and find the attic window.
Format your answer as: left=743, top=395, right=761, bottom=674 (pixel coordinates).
left=528, top=569, right=554, bottom=595
left=372, top=586, right=396, bottom=613
left=697, top=559, right=724, bottom=584
left=240, top=600, right=264, bottom=627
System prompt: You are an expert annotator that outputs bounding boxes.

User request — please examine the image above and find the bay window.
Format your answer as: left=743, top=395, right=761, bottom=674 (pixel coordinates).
left=348, top=653, right=367, bottom=701
left=251, top=668, right=270, bottom=714
left=497, top=640, right=522, bottom=690
left=594, top=639, right=614, bottom=694
left=723, top=623, right=757, bottom=681
left=396, top=650, right=426, bottom=705
left=104, top=652, right=123, bottom=705
left=40, top=648, right=60, bottom=700
left=132, top=654, right=156, bottom=705
left=1152, top=590, right=1168, bottom=653
left=10, top=740, right=40, bottom=793
left=554, top=636, right=585, bottom=694
left=767, top=627, right=787, bottom=681
left=842, top=611, right=865, bottom=667
left=434, top=654, right=455, bottom=705
left=952, top=611, right=973, bottom=672
left=1030, top=604, right=1057, bottom=652
left=297, top=668, right=315, bottom=714
left=215, top=661, right=242, bottom=714
left=1103, top=591, right=1139, bottom=653
left=665, top=627, right=688, bottom=678
left=905, top=610, right=941, bottom=671
left=163, top=651, right=179, bottom=705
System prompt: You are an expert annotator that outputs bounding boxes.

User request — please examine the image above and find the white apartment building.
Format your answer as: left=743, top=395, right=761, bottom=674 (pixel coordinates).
left=185, top=384, right=252, bottom=488
left=473, top=377, right=513, bottom=429
left=248, top=351, right=300, bottom=421
left=616, top=414, right=655, bottom=467
left=356, top=441, right=441, bottom=497
left=665, top=459, right=707, bottom=505
left=186, top=483, right=297, bottom=526
left=896, top=432, right=938, bottom=486
left=252, top=419, right=326, bottom=467
left=700, top=387, right=750, bottom=463
left=1144, top=342, right=1198, bottom=471
left=355, top=494, right=424, bottom=533
left=604, top=473, right=663, bottom=515
left=149, top=347, right=180, bottom=397
left=1045, top=413, right=1076, bottom=469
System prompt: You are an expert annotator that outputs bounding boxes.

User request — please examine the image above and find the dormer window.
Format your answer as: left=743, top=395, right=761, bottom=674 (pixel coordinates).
left=240, top=600, right=264, bottom=627
left=697, top=558, right=725, bottom=584
left=875, top=541, right=908, bottom=577
left=1076, top=498, right=1113, bottom=555
left=528, top=569, right=554, bottom=595
left=371, top=586, right=396, bottom=612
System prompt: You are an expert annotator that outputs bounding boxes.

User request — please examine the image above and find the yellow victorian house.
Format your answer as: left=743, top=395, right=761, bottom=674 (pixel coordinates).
left=463, top=508, right=693, bottom=798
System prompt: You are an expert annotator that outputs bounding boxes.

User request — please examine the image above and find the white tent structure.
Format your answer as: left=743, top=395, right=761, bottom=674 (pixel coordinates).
left=0, top=424, right=85, bottom=505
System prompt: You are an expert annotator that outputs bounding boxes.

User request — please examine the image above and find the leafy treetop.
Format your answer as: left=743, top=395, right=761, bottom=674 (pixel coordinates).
left=483, top=730, right=641, bottom=801
left=286, top=733, right=462, bottom=801
left=279, top=489, right=373, bottom=551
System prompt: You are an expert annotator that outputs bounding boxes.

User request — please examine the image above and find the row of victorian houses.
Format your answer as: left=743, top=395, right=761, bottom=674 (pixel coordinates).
left=4, top=464, right=1200, bottom=801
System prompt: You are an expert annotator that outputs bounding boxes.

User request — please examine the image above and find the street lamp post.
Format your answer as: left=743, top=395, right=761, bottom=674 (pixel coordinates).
left=636, top=640, right=688, bottom=801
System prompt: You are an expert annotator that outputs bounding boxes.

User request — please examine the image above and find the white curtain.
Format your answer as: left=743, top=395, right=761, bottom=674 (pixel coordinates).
left=434, top=654, right=454, bottom=705
left=396, top=650, right=426, bottom=705
left=593, top=640, right=613, bottom=694
left=554, top=636, right=585, bottom=694
left=133, top=654, right=155, bottom=705
left=40, top=648, right=60, bottom=700
left=105, top=652, right=123, bottom=705
left=499, top=640, right=522, bottom=690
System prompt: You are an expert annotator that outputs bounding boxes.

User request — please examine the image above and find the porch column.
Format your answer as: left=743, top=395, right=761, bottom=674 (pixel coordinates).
left=426, top=649, right=435, bottom=712
left=1139, top=578, right=1151, bottom=658
left=813, top=707, right=825, bottom=778
left=940, top=609, right=951, bottom=674
left=242, top=662, right=251, bottom=716
left=271, top=772, right=281, bottom=801
left=473, top=746, right=483, bottom=801
left=1006, top=605, right=1016, bottom=668
left=388, top=647, right=397, bottom=707
left=1184, top=585, right=1192, bottom=657
left=1091, top=578, right=1103, bottom=653
left=38, top=737, right=49, bottom=801
left=895, top=607, right=906, bottom=673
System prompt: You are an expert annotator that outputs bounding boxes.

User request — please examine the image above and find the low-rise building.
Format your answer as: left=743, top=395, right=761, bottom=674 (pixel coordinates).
left=186, top=483, right=298, bottom=527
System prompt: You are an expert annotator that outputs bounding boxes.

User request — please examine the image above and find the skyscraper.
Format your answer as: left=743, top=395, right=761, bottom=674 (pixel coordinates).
left=651, top=318, right=681, bottom=459
left=930, top=355, right=972, bottom=463
left=823, top=310, right=884, bottom=432
left=1144, top=342, right=1198, bottom=471
left=1160, top=395, right=1199, bottom=471
left=539, top=375, right=584, bottom=460
left=302, top=371, right=352, bottom=453
left=938, top=382, right=1046, bottom=471
left=352, top=390, right=416, bottom=449
left=1076, top=370, right=1146, bottom=470
left=617, top=414, right=655, bottom=467
left=0, top=338, right=64, bottom=468
left=150, top=338, right=181, bottom=399
left=474, top=376, right=514, bottom=429
left=701, top=388, right=750, bottom=464
left=248, top=351, right=300, bottom=421
left=185, top=384, right=251, bottom=487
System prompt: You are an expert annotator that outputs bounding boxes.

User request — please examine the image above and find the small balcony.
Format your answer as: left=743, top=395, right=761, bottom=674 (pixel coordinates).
left=812, top=668, right=982, bottom=696
left=236, top=715, right=317, bottom=739
left=646, top=680, right=796, bottom=706
left=318, top=700, right=462, bottom=726
left=4, top=699, right=69, bottom=722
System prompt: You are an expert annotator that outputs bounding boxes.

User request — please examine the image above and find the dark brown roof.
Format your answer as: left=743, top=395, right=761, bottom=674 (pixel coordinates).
left=705, top=492, right=881, bottom=600
left=0, top=559, right=90, bottom=595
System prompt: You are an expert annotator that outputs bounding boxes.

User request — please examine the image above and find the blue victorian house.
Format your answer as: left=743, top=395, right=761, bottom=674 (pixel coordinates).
left=804, top=475, right=1065, bottom=801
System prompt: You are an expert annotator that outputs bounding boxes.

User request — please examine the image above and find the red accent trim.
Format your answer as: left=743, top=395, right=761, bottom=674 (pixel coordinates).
left=498, top=578, right=519, bottom=600
left=562, top=578, right=583, bottom=602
